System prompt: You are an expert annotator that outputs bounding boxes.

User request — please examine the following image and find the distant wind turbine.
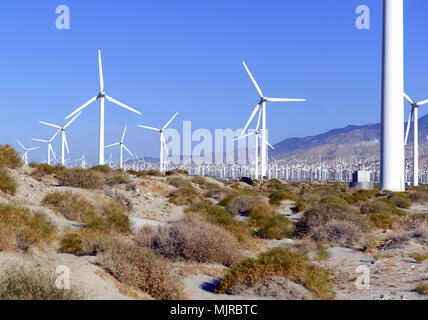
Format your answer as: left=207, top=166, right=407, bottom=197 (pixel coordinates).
left=32, top=129, right=61, bottom=166
left=404, top=92, right=428, bottom=186
left=16, top=140, right=39, bottom=166
left=65, top=50, right=142, bottom=165
left=137, top=112, right=179, bottom=172
left=38, top=112, right=82, bottom=166
left=240, top=61, right=306, bottom=178
left=105, top=125, right=134, bottom=170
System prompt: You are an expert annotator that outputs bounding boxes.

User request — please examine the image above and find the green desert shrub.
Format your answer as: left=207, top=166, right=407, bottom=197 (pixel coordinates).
left=269, top=191, right=299, bottom=206
left=368, top=211, right=399, bottom=230
left=416, top=283, right=428, bottom=295
left=167, top=176, right=192, bottom=188
left=249, top=204, right=294, bottom=239
left=360, top=198, right=405, bottom=216
left=169, top=185, right=203, bottom=206
left=408, top=190, right=428, bottom=204
left=42, top=191, right=97, bottom=223
left=101, top=200, right=131, bottom=234
left=0, top=204, right=56, bottom=251
left=388, top=193, right=411, bottom=209
left=0, top=266, right=85, bottom=300
left=319, top=196, right=350, bottom=212
left=0, top=145, right=22, bottom=169
left=57, top=168, right=100, bottom=189
left=30, top=163, right=62, bottom=179
left=165, top=169, right=189, bottom=176
left=136, top=218, right=242, bottom=266
left=0, top=169, right=17, bottom=195
left=216, top=247, right=333, bottom=299
left=95, top=239, right=184, bottom=300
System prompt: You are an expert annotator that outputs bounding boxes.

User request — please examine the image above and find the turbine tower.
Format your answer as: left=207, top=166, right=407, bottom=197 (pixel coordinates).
left=32, top=129, right=60, bottom=166
left=16, top=140, right=39, bottom=166
left=381, top=0, right=404, bottom=191
left=137, top=112, right=179, bottom=172
left=38, top=112, right=82, bottom=166
left=65, top=50, right=142, bottom=166
left=403, top=93, right=428, bottom=186
left=105, top=125, right=134, bottom=170
left=240, top=61, right=305, bottom=178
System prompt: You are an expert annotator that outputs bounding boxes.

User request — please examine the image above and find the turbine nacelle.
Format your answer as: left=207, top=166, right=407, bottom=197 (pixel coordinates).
left=97, top=92, right=106, bottom=99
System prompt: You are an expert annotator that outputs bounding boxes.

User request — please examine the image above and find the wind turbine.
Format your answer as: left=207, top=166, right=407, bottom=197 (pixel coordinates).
left=403, top=92, right=428, bottom=186
left=32, top=129, right=61, bottom=166
left=105, top=125, right=134, bottom=170
left=76, top=153, right=87, bottom=169
left=64, top=50, right=142, bottom=165
left=234, top=109, right=275, bottom=179
left=38, top=112, right=82, bottom=166
left=137, top=112, right=178, bottom=172
left=240, top=61, right=305, bottom=178
left=16, top=140, right=39, bottom=166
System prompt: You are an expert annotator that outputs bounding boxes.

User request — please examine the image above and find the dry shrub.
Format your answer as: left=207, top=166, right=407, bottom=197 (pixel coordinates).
left=191, top=176, right=207, bottom=185
left=42, top=191, right=97, bottom=223
left=388, top=193, right=411, bottom=209
left=141, top=182, right=169, bottom=197
left=269, top=191, right=299, bottom=206
left=100, top=200, right=131, bottom=234
left=59, top=230, right=106, bottom=256
left=400, top=214, right=428, bottom=231
left=169, top=186, right=203, bottom=206
left=368, top=211, right=399, bottom=230
left=137, top=218, right=242, bottom=266
left=57, top=168, right=100, bottom=189
left=167, top=176, right=191, bottom=188
left=408, top=191, right=428, bottom=204
left=105, top=189, right=133, bottom=211
left=187, top=201, right=251, bottom=243
left=309, top=220, right=361, bottom=247
left=95, top=239, right=184, bottom=300
left=416, top=283, right=428, bottom=295
left=226, top=195, right=259, bottom=216
left=0, top=204, right=56, bottom=251
left=216, top=247, right=333, bottom=299
left=30, top=163, right=61, bottom=180
left=165, top=169, right=189, bottom=176
left=0, top=266, right=84, bottom=300
left=0, top=169, right=17, bottom=195
left=295, top=206, right=371, bottom=240
left=0, top=145, right=22, bottom=169
left=134, top=169, right=163, bottom=178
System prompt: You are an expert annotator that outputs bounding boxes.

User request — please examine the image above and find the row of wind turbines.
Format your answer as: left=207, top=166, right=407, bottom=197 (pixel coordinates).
left=17, top=50, right=307, bottom=178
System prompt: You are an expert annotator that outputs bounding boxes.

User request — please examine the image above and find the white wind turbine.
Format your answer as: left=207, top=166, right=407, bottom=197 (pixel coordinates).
left=105, top=125, right=134, bottom=170
left=32, top=129, right=61, bottom=166
left=234, top=109, right=275, bottom=179
left=137, top=112, right=179, bottom=172
left=76, top=153, right=87, bottom=169
left=65, top=50, right=142, bottom=165
left=240, top=61, right=306, bottom=178
left=38, top=112, right=82, bottom=166
left=404, top=92, right=428, bottom=186
left=16, top=140, right=39, bottom=166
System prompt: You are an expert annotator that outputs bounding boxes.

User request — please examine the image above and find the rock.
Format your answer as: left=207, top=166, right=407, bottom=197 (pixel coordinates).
left=228, top=276, right=316, bottom=300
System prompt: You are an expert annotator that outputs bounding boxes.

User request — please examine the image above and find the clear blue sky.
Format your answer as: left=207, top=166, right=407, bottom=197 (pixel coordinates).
left=1, top=0, right=428, bottom=164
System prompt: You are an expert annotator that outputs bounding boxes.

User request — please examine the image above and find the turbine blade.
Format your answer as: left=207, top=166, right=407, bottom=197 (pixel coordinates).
left=65, top=96, right=97, bottom=120
left=105, top=142, right=120, bottom=148
left=162, top=112, right=179, bottom=130
left=241, top=104, right=260, bottom=135
left=105, top=95, right=142, bottom=115
left=32, top=139, right=49, bottom=143
left=123, top=145, right=134, bottom=157
left=121, top=125, right=127, bottom=143
left=38, top=121, right=61, bottom=129
left=403, top=92, right=414, bottom=104
left=162, top=137, right=169, bottom=156
left=242, top=61, right=263, bottom=97
left=137, top=125, right=160, bottom=132
left=49, top=129, right=61, bottom=143
left=233, top=132, right=256, bottom=141
left=16, top=140, right=25, bottom=150
left=256, top=107, right=262, bottom=131
left=417, top=99, right=428, bottom=106
left=404, top=108, right=414, bottom=145
left=27, top=147, right=39, bottom=151
left=267, top=98, right=306, bottom=102
left=267, top=141, right=275, bottom=150
left=64, top=111, right=82, bottom=129
left=99, top=50, right=104, bottom=92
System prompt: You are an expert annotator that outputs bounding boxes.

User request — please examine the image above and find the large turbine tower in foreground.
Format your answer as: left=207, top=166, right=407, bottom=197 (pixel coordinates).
left=381, top=0, right=405, bottom=191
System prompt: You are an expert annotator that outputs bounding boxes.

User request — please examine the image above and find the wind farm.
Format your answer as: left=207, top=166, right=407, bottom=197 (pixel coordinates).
left=1, top=0, right=428, bottom=304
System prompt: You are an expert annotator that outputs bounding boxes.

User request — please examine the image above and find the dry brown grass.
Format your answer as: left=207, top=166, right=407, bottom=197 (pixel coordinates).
left=57, top=168, right=100, bottom=189
left=0, top=169, right=17, bottom=196
left=136, top=218, right=243, bottom=266
left=216, top=247, right=333, bottom=299
left=141, top=182, right=169, bottom=197
left=0, top=204, right=56, bottom=251
left=0, top=145, right=22, bottom=169
left=95, top=239, right=185, bottom=300
left=226, top=194, right=259, bottom=216
left=42, top=191, right=97, bottom=223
